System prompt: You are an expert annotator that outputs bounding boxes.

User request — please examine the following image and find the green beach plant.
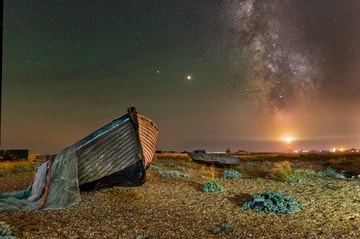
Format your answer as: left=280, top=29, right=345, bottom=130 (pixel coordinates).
left=202, top=180, right=223, bottom=193
left=13, top=165, right=33, bottom=173
left=135, top=232, right=149, bottom=239
left=0, top=221, right=18, bottom=238
left=323, top=183, right=343, bottom=190
left=211, top=222, right=242, bottom=236
left=321, top=166, right=345, bottom=179
left=221, top=169, right=243, bottom=179
left=212, top=222, right=232, bottom=234
left=242, top=190, right=305, bottom=214
left=244, top=161, right=257, bottom=167
left=148, top=164, right=161, bottom=171
left=159, top=170, right=190, bottom=178
left=308, top=166, right=347, bottom=179
left=0, top=170, right=10, bottom=177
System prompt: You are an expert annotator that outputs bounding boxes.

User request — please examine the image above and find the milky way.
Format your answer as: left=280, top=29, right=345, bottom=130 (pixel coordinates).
left=224, top=0, right=321, bottom=120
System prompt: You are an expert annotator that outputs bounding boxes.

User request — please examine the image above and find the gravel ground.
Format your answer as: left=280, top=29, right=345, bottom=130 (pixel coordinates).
left=1, top=157, right=360, bottom=239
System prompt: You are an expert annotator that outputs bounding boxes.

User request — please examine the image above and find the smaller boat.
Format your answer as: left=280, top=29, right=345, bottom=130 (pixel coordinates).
left=187, top=152, right=240, bottom=165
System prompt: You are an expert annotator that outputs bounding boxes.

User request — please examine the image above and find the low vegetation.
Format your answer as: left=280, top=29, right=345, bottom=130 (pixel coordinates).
left=211, top=221, right=242, bottom=236
left=0, top=161, right=35, bottom=177
left=202, top=180, right=223, bottom=193
left=112, top=187, right=144, bottom=203
left=2, top=152, right=360, bottom=238
left=221, top=169, right=243, bottom=179
left=0, top=221, right=18, bottom=239
left=242, top=190, right=305, bottom=214
left=155, top=153, right=190, bottom=161
left=150, top=152, right=357, bottom=222
left=159, top=170, right=190, bottom=178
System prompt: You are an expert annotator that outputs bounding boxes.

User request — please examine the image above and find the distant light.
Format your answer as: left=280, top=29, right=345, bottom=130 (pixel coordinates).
left=156, top=70, right=160, bottom=74
left=186, top=75, right=192, bottom=80
left=284, top=136, right=293, bottom=144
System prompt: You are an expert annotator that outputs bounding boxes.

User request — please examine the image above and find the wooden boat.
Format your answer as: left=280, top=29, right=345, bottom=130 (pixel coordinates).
left=74, top=106, right=159, bottom=190
left=0, top=107, right=158, bottom=210
left=187, top=152, right=240, bottom=166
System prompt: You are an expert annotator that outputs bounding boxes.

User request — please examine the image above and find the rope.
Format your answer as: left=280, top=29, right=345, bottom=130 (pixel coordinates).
left=38, top=157, right=54, bottom=210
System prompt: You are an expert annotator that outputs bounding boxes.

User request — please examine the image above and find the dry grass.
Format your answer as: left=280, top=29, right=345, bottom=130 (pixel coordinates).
left=268, top=160, right=294, bottom=181
left=0, top=160, right=35, bottom=174
left=1, top=153, right=360, bottom=238
left=155, top=153, right=190, bottom=160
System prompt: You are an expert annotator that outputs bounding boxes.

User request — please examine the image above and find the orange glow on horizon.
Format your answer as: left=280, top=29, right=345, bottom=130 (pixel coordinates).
left=284, top=136, right=293, bottom=144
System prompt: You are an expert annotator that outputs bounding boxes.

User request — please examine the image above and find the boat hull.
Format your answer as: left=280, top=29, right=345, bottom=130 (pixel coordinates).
left=74, top=107, right=158, bottom=190
left=188, top=152, right=240, bottom=166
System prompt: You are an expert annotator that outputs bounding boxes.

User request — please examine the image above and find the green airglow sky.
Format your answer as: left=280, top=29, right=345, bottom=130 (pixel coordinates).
left=3, top=1, right=360, bottom=154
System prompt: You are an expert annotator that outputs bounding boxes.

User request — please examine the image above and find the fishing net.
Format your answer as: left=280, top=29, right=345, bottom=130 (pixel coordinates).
left=0, top=146, right=80, bottom=210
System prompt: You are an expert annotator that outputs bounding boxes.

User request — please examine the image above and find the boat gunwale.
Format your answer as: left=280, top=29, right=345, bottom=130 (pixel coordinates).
left=74, top=115, right=131, bottom=151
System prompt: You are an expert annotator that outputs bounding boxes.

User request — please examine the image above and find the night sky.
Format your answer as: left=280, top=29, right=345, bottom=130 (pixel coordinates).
left=2, top=0, right=360, bottom=154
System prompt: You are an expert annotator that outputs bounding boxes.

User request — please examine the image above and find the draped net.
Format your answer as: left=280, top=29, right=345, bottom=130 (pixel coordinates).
left=0, top=146, right=80, bottom=210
